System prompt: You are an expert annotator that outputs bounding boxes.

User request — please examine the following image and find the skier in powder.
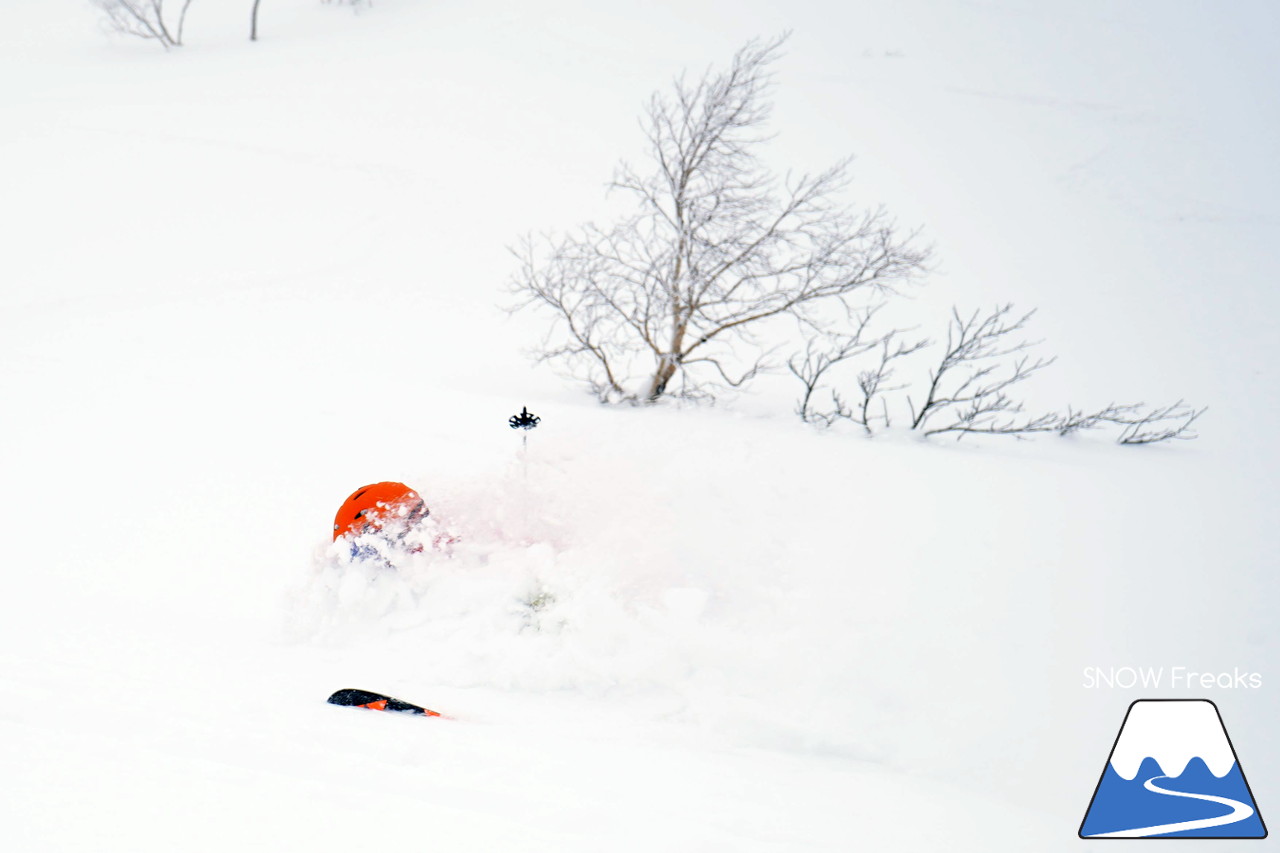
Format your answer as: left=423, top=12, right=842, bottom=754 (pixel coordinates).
left=331, top=481, right=457, bottom=567
left=333, top=481, right=429, bottom=542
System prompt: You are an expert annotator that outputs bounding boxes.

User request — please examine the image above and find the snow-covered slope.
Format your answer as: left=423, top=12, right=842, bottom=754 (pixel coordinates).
left=2, top=1, right=1277, bottom=850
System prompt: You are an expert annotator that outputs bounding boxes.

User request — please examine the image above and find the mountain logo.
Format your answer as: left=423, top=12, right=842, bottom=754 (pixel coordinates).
left=1080, top=699, right=1266, bottom=838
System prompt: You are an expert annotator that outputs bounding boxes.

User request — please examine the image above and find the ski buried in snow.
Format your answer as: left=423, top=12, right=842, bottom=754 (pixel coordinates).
left=326, top=688, right=442, bottom=717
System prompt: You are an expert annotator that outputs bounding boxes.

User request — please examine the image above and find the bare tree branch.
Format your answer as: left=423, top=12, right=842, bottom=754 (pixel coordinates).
left=1116, top=401, right=1206, bottom=445
left=797, top=302, right=1205, bottom=446
left=853, top=331, right=930, bottom=431
left=176, top=0, right=193, bottom=44
left=91, top=0, right=192, bottom=48
left=1055, top=403, right=1144, bottom=436
left=789, top=306, right=886, bottom=427
left=909, top=305, right=1055, bottom=435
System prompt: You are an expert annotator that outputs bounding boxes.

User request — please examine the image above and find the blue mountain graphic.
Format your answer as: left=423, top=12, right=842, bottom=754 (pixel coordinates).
left=1081, top=756, right=1266, bottom=838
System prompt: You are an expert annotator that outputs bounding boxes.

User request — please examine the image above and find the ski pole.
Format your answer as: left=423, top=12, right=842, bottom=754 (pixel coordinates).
left=508, top=405, right=541, bottom=481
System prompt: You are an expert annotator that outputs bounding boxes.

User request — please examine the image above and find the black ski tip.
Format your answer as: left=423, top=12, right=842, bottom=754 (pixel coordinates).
left=327, top=688, right=441, bottom=717
left=327, top=688, right=391, bottom=707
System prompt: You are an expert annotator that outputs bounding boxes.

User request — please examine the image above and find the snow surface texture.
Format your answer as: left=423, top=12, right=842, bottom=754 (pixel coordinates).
left=2, top=1, right=1277, bottom=851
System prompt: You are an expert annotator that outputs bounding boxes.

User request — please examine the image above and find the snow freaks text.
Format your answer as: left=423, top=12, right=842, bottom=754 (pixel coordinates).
left=1083, top=667, right=1263, bottom=690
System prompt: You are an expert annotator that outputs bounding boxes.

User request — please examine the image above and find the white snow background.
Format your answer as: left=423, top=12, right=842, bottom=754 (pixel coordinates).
left=2, top=1, right=1277, bottom=849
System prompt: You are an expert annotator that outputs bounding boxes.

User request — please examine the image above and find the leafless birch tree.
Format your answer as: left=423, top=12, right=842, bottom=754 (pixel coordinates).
left=510, top=36, right=929, bottom=404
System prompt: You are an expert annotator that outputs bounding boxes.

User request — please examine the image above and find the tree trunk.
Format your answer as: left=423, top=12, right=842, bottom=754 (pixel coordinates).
left=646, top=359, right=678, bottom=402
left=250, top=0, right=262, bottom=40
left=645, top=317, right=689, bottom=402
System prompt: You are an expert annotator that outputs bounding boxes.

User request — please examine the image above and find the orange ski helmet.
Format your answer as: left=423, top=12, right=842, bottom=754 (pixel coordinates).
left=333, top=482, right=429, bottom=541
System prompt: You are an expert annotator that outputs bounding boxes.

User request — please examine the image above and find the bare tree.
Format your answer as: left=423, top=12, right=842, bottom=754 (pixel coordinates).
left=790, top=302, right=1204, bottom=445
left=907, top=307, right=1205, bottom=442
left=511, top=36, right=929, bottom=404
left=851, top=331, right=931, bottom=431
left=789, top=310, right=881, bottom=427
left=250, top=0, right=262, bottom=41
left=92, top=0, right=194, bottom=49
left=908, top=305, right=1057, bottom=438
left=788, top=308, right=928, bottom=431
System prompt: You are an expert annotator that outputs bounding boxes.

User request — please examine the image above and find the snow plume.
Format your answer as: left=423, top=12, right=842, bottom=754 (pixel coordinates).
left=282, top=419, right=898, bottom=760
left=285, top=464, right=568, bottom=647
